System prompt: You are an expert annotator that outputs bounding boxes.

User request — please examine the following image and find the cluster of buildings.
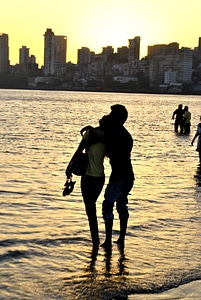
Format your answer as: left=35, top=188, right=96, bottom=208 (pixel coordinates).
left=1, top=28, right=201, bottom=93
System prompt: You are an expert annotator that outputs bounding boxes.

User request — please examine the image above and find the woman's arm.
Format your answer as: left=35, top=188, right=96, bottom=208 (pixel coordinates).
left=191, top=131, right=198, bottom=145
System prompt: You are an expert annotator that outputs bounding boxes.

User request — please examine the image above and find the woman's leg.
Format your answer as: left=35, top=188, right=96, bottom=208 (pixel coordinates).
left=81, top=176, right=105, bottom=249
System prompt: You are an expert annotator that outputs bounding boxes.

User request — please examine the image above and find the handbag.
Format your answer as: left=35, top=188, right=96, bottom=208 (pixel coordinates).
left=64, top=151, right=88, bottom=196
left=66, top=129, right=89, bottom=177
left=71, top=151, right=88, bottom=176
left=66, top=150, right=88, bottom=177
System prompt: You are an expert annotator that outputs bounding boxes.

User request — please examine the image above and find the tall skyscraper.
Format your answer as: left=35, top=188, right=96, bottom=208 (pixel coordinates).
left=128, top=36, right=140, bottom=62
left=20, top=46, right=29, bottom=65
left=179, top=48, right=193, bottom=83
left=44, top=29, right=67, bottom=76
left=0, top=33, right=9, bottom=73
left=44, top=29, right=55, bottom=75
left=55, top=36, right=67, bottom=63
left=54, top=35, right=67, bottom=75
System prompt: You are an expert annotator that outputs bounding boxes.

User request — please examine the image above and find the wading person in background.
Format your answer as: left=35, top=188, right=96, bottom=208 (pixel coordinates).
left=183, top=105, right=191, bottom=134
left=65, top=116, right=109, bottom=251
left=172, top=104, right=184, bottom=133
left=101, top=105, right=135, bottom=249
left=191, top=116, right=201, bottom=163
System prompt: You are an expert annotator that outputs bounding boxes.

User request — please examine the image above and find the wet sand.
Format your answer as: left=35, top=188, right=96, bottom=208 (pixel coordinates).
left=129, top=280, right=201, bottom=299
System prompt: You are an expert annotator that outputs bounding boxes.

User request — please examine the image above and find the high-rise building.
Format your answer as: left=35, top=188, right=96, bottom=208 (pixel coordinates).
left=128, top=36, right=140, bottom=62
left=77, top=47, right=91, bottom=64
left=0, top=33, right=9, bottom=73
left=44, top=29, right=55, bottom=75
left=55, top=36, right=67, bottom=63
left=19, top=46, right=37, bottom=74
left=44, top=29, right=67, bottom=76
left=178, top=48, right=193, bottom=83
left=198, top=37, right=201, bottom=49
left=192, top=37, right=201, bottom=69
left=148, top=43, right=179, bottom=56
left=197, top=37, right=201, bottom=58
left=20, top=46, right=29, bottom=65
left=28, top=55, right=36, bottom=64
left=102, top=46, right=114, bottom=63
left=54, top=35, right=67, bottom=75
left=117, top=46, right=129, bottom=63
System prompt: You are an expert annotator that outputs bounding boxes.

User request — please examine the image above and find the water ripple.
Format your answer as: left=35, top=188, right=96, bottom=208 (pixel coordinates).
left=0, top=90, right=201, bottom=299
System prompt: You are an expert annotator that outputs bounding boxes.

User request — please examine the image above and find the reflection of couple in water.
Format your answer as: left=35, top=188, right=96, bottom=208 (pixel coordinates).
left=88, top=238, right=127, bottom=276
left=65, top=104, right=134, bottom=253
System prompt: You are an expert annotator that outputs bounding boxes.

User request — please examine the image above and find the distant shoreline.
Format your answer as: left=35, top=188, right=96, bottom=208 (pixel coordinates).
left=1, top=86, right=201, bottom=96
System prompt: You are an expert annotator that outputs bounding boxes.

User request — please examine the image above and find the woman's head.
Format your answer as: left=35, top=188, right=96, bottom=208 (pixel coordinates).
left=99, top=115, right=112, bottom=131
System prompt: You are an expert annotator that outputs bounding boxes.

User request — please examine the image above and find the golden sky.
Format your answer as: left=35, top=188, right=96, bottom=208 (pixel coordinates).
left=1, top=0, right=201, bottom=67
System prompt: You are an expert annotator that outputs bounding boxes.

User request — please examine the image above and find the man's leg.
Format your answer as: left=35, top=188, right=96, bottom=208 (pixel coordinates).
left=116, top=219, right=128, bottom=247
left=101, top=218, right=113, bottom=248
left=116, top=194, right=129, bottom=247
left=101, top=181, right=117, bottom=248
left=102, top=180, right=129, bottom=248
left=116, top=179, right=133, bottom=247
left=180, top=122, right=184, bottom=134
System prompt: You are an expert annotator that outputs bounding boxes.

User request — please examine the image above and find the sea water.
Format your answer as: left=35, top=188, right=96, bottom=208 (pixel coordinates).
left=0, top=89, right=201, bottom=299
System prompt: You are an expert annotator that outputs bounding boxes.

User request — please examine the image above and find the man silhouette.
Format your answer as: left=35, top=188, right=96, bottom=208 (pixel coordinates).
left=102, top=104, right=135, bottom=248
left=172, top=104, right=184, bottom=133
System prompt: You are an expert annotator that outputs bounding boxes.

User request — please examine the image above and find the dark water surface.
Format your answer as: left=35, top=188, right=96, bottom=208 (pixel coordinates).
left=0, top=89, right=201, bottom=299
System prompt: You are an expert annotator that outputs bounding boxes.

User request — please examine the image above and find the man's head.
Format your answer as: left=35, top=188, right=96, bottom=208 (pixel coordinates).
left=109, top=104, right=128, bottom=126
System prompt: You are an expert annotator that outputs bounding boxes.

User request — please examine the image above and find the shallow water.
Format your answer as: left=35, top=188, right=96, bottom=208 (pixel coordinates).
left=0, top=89, right=201, bottom=299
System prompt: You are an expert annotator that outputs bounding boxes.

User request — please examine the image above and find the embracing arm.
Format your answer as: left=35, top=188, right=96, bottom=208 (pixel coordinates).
left=81, top=126, right=105, bottom=144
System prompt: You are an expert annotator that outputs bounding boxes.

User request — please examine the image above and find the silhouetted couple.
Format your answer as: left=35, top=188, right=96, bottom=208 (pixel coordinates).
left=66, top=104, right=134, bottom=251
left=172, top=104, right=191, bottom=134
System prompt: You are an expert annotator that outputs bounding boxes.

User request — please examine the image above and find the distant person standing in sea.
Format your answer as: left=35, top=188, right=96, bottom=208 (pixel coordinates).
left=172, top=104, right=184, bottom=133
left=191, top=116, right=201, bottom=163
left=183, top=106, right=191, bottom=134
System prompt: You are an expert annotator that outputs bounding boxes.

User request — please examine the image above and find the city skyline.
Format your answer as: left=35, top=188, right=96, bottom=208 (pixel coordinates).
left=2, top=0, right=201, bottom=67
